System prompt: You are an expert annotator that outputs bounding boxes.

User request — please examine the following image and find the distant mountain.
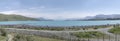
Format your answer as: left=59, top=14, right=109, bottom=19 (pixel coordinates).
left=66, top=14, right=120, bottom=21
left=38, top=18, right=53, bottom=21
left=85, top=14, right=120, bottom=20
left=0, top=14, right=39, bottom=21
left=65, top=18, right=84, bottom=21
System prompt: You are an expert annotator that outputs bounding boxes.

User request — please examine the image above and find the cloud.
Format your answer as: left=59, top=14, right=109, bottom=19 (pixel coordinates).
left=0, top=10, right=18, bottom=14
left=0, top=0, right=21, bottom=10
left=29, top=6, right=46, bottom=10
left=40, top=6, right=45, bottom=9
left=0, top=6, right=98, bottom=20
left=0, top=9, right=97, bottom=20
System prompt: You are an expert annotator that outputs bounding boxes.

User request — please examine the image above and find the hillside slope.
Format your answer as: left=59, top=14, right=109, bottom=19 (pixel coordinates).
left=0, top=14, right=38, bottom=21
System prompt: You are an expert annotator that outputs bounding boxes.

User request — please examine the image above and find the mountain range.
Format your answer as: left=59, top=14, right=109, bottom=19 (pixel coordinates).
left=86, top=14, right=120, bottom=20
left=66, top=14, right=120, bottom=21
left=1, top=13, right=120, bottom=21
left=38, top=18, right=53, bottom=21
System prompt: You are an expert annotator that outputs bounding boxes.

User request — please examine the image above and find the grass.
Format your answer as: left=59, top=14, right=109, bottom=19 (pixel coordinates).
left=13, top=34, right=66, bottom=41
left=109, top=27, right=120, bottom=34
left=0, top=28, right=66, bottom=41
left=30, top=36, right=65, bottom=41
left=71, top=31, right=106, bottom=38
left=0, top=36, right=6, bottom=41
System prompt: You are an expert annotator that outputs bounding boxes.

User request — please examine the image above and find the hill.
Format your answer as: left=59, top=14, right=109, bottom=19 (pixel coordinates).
left=0, top=14, right=38, bottom=21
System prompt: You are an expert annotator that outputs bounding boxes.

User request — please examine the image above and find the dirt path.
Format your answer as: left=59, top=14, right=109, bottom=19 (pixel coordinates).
left=7, top=34, right=14, bottom=41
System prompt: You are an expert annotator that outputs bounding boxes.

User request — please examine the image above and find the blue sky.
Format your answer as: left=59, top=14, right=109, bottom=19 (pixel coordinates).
left=0, top=0, right=120, bottom=20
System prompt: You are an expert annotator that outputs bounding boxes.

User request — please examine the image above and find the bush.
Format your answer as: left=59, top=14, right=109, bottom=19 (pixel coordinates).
left=109, top=27, right=120, bottom=34
left=71, top=31, right=104, bottom=38
left=13, top=34, right=34, bottom=41
left=0, top=29, right=7, bottom=36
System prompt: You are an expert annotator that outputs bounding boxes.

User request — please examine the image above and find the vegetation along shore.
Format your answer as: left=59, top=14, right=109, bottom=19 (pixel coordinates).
left=0, top=24, right=119, bottom=41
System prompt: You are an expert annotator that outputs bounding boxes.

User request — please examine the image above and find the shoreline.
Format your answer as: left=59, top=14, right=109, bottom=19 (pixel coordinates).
left=0, top=24, right=118, bottom=31
left=0, top=23, right=119, bottom=27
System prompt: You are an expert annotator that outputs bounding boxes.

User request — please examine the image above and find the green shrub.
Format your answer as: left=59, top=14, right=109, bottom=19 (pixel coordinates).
left=71, top=31, right=104, bottom=38
left=13, top=34, right=34, bottom=41
left=109, top=27, right=120, bottom=34
left=0, top=29, right=7, bottom=36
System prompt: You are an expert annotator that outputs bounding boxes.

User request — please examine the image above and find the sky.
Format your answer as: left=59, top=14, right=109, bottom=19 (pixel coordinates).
left=0, top=0, right=120, bottom=20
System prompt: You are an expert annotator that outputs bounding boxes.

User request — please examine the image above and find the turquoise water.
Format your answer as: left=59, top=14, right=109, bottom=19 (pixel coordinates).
left=0, top=20, right=120, bottom=26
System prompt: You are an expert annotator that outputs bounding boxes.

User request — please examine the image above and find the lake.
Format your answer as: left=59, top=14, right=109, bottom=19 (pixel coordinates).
left=0, top=20, right=120, bottom=26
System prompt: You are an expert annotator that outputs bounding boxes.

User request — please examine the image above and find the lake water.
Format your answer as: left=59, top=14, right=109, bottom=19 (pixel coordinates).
left=0, top=20, right=120, bottom=26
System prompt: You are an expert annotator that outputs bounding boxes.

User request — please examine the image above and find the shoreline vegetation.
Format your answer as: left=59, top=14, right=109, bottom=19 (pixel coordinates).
left=71, top=31, right=108, bottom=38
left=109, top=26, right=120, bottom=34
left=0, top=24, right=114, bottom=31
left=0, top=24, right=119, bottom=41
